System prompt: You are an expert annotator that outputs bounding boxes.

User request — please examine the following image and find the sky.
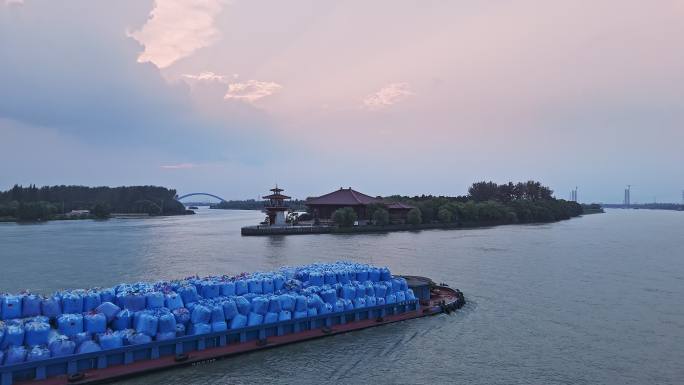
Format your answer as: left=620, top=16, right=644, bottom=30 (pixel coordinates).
left=1, top=0, right=683, bottom=203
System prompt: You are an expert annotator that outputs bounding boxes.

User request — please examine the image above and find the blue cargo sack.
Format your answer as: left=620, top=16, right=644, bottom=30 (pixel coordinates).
left=341, top=285, right=355, bottom=300
left=25, top=321, right=50, bottom=346
left=334, top=299, right=345, bottom=313
left=395, top=291, right=406, bottom=302
left=273, top=274, right=285, bottom=291
left=22, top=294, right=42, bottom=317
left=27, top=345, right=50, bottom=362
left=319, top=303, right=332, bottom=314
left=70, top=332, right=91, bottom=346
left=262, top=278, right=275, bottom=294
left=398, top=278, right=408, bottom=291
left=41, top=296, right=62, bottom=319
left=156, top=331, right=176, bottom=341
left=85, top=313, right=107, bottom=334
left=406, top=289, right=416, bottom=300
left=386, top=294, right=397, bottom=304
left=128, top=332, right=152, bottom=345
left=172, top=308, right=190, bottom=325
left=247, top=278, right=263, bottom=294
left=307, top=308, right=318, bottom=317
left=374, top=284, right=387, bottom=298
left=230, top=314, right=247, bottom=329
left=234, top=297, right=250, bottom=316
left=120, top=293, right=146, bottom=312
left=190, top=305, right=211, bottom=324
left=134, top=312, right=158, bottom=336
left=0, top=326, right=4, bottom=345
left=295, top=295, right=307, bottom=312
left=95, top=302, right=120, bottom=322
left=175, top=323, right=186, bottom=337
left=5, top=345, right=27, bottom=364
left=356, top=269, right=369, bottom=282
left=98, top=333, right=123, bottom=350
left=49, top=336, right=75, bottom=357
left=2, top=295, right=22, bottom=320
left=178, top=285, right=199, bottom=305
left=83, top=291, right=101, bottom=312
left=377, top=297, right=385, bottom=305
left=391, top=279, right=402, bottom=293
left=219, top=281, right=235, bottom=297
left=2, top=325, right=25, bottom=348
left=251, top=297, right=268, bottom=315
left=268, top=297, right=281, bottom=313
left=308, top=295, right=325, bottom=310
left=294, top=310, right=308, bottom=319
left=364, top=282, right=375, bottom=296
left=112, top=309, right=133, bottom=330
left=211, top=321, right=227, bottom=332
left=369, top=268, right=380, bottom=282
left=210, top=304, right=225, bottom=323
left=353, top=298, right=366, bottom=309
left=100, top=288, right=116, bottom=303
left=247, top=312, right=263, bottom=326
left=189, top=323, right=211, bottom=335
left=0, top=351, right=3, bottom=366
left=61, top=292, right=83, bottom=314
left=380, top=267, right=392, bottom=281
left=158, top=312, right=176, bottom=333
left=264, top=312, right=278, bottom=324
left=279, top=294, right=295, bottom=311
left=235, top=280, right=248, bottom=295
left=344, top=299, right=354, bottom=311
left=321, top=289, right=337, bottom=304
left=164, top=293, right=184, bottom=310
left=355, top=286, right=366, bottom=299
left=278, top=310, right=291, bottom=321
left=145, top=292, right=164, bottom=309
left=76, top=340, right=102, bottom=354
left=200, top=282, right=220, bottom=299
left=366, top=296, right=377, bottom=307
left=222, top=299, right=238, bottom=320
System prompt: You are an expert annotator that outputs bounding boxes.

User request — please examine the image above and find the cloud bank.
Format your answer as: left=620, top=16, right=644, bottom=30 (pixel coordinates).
left=130, top=0, right=227, bottom=68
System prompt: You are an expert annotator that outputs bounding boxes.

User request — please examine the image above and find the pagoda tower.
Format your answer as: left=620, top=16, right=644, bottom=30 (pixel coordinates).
left=263, top=185, right=290, bottom=226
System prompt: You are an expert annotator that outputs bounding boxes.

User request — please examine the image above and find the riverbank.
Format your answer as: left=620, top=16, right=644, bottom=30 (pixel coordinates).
left=241, top=215, right=595, bottom=236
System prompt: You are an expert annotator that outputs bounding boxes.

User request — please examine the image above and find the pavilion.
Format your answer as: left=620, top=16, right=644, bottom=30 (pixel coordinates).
left=305, top=187, right=414, bottom=224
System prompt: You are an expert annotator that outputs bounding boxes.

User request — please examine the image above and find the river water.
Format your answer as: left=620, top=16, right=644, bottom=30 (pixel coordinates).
left=1, top=209, right=683, bottom=384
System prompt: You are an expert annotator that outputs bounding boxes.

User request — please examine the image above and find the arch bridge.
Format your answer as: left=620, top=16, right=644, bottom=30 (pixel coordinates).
left=176, top=193, right=227, bottom=202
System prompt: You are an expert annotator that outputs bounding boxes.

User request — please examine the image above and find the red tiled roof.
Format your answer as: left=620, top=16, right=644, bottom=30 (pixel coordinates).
left=384, top=202, right=415, bottom=210
left=306, top=188, right=381, bottom=206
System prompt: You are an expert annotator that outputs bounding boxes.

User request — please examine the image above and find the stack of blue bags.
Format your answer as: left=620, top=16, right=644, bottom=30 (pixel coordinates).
left=0, top=261, right=415, bottom=365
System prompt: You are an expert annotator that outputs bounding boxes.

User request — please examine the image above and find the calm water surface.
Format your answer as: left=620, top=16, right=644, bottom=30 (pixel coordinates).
left=1, top=209, right=683, bottom=384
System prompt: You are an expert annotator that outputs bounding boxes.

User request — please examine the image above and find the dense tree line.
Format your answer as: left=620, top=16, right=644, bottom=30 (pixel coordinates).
left=0, top=185, right=187, bottom=221
left=384, top=180, right=583, bottom=225
left=210, top=199, right=307, bottom=211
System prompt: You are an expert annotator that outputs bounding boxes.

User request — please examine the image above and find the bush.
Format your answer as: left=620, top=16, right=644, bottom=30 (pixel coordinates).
left=332, top=207, right=358, bottom=227
left=91, top=203, right=111, bottom=219
left=372, top=208, right=389, bottom=226
left=437, top=207, right=453, bottom=223
left=407, top=208, right=422, bottom=225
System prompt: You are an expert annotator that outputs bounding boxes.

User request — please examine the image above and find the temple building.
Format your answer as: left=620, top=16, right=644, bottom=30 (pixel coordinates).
left=305, top=187, right=414, bottom=224
left=263, top=185, right=290, bottom=226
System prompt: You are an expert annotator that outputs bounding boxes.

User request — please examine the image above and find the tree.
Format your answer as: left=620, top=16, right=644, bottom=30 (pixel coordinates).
left=332, top=207, right=357, bottom=227
left=407, top=208, right=422, bottom=225
left=468, top=181, right=499, bottom=202
left=372, top=208, right=389, bottom=226
left=437, top=207, right=453, bottom=223
left=91, top=202, right=111, bottom=219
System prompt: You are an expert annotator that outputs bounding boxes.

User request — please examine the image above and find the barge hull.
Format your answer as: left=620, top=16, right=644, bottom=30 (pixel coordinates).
left=3, top=286, right=463, bottom=385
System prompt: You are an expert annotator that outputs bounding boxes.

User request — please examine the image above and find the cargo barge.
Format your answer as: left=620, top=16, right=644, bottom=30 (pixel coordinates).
left=0, top=263, right=464, bottom=385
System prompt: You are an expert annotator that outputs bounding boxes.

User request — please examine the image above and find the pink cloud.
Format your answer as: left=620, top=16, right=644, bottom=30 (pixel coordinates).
left=363, top=83, right=413, bottom=110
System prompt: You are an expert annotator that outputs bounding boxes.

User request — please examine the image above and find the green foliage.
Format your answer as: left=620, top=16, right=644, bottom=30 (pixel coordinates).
left=407, top=208, right=422, bottom=225
left=366, top=203, right=387, bottom=221
left=332, top=207, right=358, bottom=227
left=16, top=201, right=58, bottom=221
left=437, top=207, right=453, bottom=223
left=372, top=208, right=389, bottom=225
left=91, top=202, right=111, bottom=219
left=0, top=185, right=186, bottom=217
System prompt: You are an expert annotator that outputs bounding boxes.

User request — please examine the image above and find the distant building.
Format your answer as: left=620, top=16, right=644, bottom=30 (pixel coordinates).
left=263, top=186, right=290, bottom=226
left=66, top=209, right=90, bottom=217
left=306, top=187, right=414, bottom=223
